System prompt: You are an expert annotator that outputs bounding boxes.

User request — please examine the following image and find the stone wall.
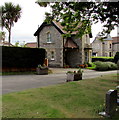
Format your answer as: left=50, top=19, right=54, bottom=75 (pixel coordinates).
left=38, top=25, right=63, bottom=67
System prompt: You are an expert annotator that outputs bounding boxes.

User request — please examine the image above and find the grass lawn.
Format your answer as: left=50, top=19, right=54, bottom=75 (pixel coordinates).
left=2, top=74, right=119, bottom=118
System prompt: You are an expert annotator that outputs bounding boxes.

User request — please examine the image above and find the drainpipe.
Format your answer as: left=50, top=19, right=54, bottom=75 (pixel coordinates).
left=63, top=37, right=65, bottom=67
left=37, top=35, right=39, bottom=48
left=37, top=25, right=40, bottom=48
left=102, top=42, right=105, bottom=56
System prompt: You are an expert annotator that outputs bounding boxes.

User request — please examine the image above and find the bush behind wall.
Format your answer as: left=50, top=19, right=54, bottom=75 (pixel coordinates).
left=2, top=46, right=45, bottom=69
left=92, top=57, right=114, bottom=62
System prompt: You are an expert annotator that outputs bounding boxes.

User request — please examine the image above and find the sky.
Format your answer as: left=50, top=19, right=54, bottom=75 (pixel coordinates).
left=0, top=0, right=118, bottom=45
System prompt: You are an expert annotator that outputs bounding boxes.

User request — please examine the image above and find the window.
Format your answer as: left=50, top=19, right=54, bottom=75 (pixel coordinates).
left=85, top=51, right=88, bottom=62
left=109, top=52, right=112, bottom=57
left=47, top=32, right=51, bottom=43
left=51, top=51, right=55, bottom=60
left=110, top=44, right=112, bottom=49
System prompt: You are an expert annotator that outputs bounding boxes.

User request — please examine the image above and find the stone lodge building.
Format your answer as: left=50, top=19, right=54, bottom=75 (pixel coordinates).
left=34, top=21, right=92, bottom=67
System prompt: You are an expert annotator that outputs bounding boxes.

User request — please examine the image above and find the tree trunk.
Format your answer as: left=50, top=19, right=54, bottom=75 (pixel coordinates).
left=8, top=25, right=11, bottom=46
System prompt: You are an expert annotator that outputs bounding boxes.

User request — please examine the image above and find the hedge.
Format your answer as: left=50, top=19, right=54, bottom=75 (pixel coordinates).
left=92, top=57, right=114, bottom=62
left=114, top=52, right=119, bottom=63
left=2, top=46, right=46, bottom=69
left=94, top=61, right=117, bottom=71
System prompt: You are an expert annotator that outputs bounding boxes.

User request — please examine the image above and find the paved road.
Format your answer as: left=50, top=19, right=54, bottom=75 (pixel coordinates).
left=2, top=68, right=117, bottom=94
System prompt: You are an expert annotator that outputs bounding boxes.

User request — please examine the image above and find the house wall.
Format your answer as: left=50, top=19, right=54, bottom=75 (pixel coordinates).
left=112, top=43, right=119, bottom=56
left=82, top=34, right=92, bottom=63
left=37, top=23, right=92, bottom=67
left=72, top=36, right=83, bottom=65
left=38, top=25, right=64, bottom=67
left=92, top=38, right=103, bottom=56
left=70, top=34, right=92, bottom=66
left=92, top=38, right=114, bottom=57
left=102, top=40, right=112, bottom=57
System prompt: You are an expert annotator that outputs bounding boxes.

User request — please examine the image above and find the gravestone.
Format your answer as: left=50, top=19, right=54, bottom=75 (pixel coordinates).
left=116, top=86, right=119, bottom=106
left=105, top=89, right=117, bottom=117
left=99, top=89, right=117, bottom=117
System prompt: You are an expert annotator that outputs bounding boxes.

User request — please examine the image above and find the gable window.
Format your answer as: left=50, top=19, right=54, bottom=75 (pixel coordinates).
left=47, top=32, right=51, bottom=43
left=51, top=51, right=55, bottom=60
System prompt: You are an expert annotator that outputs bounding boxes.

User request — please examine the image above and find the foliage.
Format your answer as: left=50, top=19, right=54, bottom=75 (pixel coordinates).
left=94, top=61, right=117, bottom=71
left=67, top=68, right=83, bottom=74
left=14, top=41, right=26, bottom=47
left=87, top=62, right=95, bottom=67
left=37, top=64, right=48, bottom=69
left=2, top=74, right=118, bottom=118
left=0, top=2, right=22, bottom=44
left=0, top=31, right=5, bottom=41
left=2, top=46, right=45, bottom=69
left=114, top=52, right=119, bottom=63
left=77, top=68, right=83, bottom=73
left=86, top=62, right=96, bottom=70
left=36, top=1, right=119, bottom=38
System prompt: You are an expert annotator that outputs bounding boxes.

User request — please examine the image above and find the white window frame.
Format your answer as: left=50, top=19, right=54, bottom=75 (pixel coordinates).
left=51, top=51, right=55, bottom=60
left=47, top=32, right=52, bottom=43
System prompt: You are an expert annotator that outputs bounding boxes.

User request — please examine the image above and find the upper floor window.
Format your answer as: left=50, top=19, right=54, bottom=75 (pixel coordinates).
left=47, top=32, right=51, bottom=43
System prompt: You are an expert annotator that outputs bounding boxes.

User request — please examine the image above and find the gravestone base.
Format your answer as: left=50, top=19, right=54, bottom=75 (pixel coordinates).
left=99, top=112, right=110, bottom=117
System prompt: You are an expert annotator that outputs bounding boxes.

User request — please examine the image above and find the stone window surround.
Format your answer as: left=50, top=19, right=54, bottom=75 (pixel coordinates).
left=51, top=51, right=55, bottom=61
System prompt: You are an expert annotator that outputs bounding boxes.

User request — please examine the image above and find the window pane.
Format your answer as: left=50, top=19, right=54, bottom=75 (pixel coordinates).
left=47, top=32, right=51, bottom=43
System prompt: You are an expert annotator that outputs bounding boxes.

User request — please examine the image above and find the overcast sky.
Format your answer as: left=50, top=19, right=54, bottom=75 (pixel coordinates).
left=0, top=0, right=118, bottom=45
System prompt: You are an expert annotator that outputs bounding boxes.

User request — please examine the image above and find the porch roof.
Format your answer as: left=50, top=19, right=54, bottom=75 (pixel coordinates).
left=64, top=38, right=78, bottom=49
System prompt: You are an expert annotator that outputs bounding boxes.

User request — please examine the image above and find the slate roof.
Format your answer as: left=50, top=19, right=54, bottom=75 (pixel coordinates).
left=34, top=21, right=92, bottom=38
left=104, top=34, right=113, bottom=40
left=25, top=42, right=37, bottom=48
left=64, top=37, right=78, bottom=48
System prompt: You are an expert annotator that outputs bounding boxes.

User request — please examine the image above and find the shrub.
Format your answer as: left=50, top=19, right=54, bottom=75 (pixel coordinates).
left=94, top=61, right=117, bottom=71
left=107, top=62, right=118, bottom=70
left=87, top=62, right=96, bottom=67
left=114, top=52, right=119, bottom=63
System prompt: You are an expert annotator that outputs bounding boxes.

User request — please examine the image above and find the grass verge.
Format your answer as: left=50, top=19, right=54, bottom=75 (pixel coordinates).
left=1, top=69, right=53, bottom=75
left=2, top=74, right=119, bottom=118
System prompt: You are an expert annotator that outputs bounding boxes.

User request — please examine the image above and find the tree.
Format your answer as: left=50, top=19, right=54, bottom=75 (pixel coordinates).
left=36, top=1, right=119, bottom=38
left=14, top=41, right=26, bottom=47
left=1, top=2, right=22, bottom=45
left=0, top=31, right=5, bottom=42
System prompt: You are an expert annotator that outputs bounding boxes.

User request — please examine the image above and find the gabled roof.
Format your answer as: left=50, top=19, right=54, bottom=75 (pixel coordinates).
left=34, top=21, right=92, bottom=38
left=104, top=34, right=113, bottom=41
left=64, top=37, right=78, bottom=49
left=34, top=21, right=64, bottom=36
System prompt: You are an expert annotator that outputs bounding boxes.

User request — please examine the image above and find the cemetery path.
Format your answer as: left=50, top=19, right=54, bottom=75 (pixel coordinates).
left=2, top=69, right=117, bottom=94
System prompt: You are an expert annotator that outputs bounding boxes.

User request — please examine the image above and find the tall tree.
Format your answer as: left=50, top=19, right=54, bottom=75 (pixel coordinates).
left=1, top=2, right=22, bottom=45
left=36, top=1, right=119, bottom=38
